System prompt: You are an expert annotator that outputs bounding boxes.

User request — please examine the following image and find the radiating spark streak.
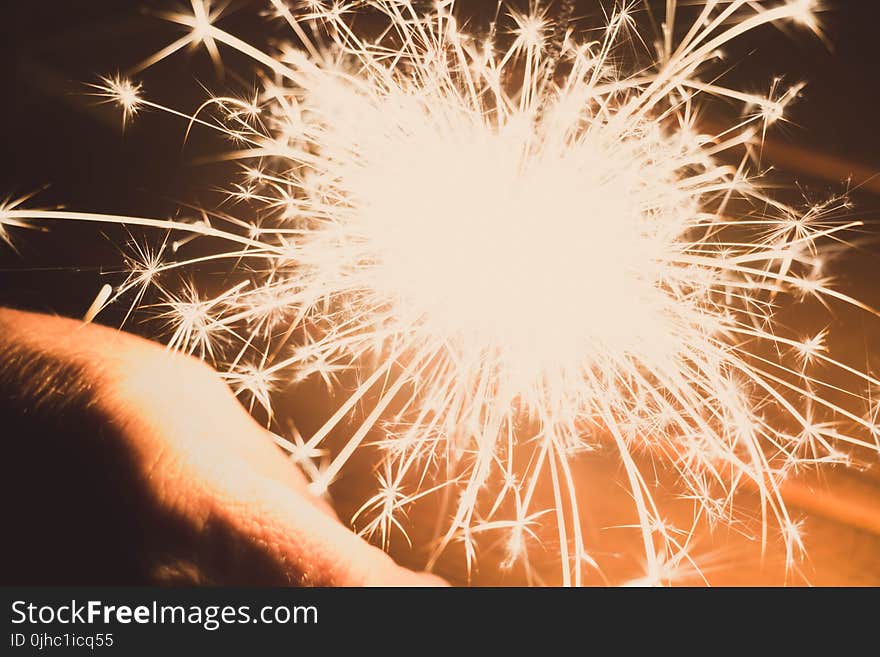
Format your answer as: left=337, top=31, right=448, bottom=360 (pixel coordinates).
left=3, top=210, right=274, bottom=251
left=7, top=0, right=879, bottom=585
left=301, top=341, right=411, bottom=454
left=84, top=284, right=114, bottom=323
left=87, top=75, right=144, bottom=127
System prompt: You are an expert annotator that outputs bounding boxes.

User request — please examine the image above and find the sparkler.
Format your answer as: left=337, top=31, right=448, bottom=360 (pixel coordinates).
left=4, top=0, right=879, bottom=585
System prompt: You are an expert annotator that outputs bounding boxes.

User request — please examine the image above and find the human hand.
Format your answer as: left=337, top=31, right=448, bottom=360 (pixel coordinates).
left=0, top=308, right=444, bottom=586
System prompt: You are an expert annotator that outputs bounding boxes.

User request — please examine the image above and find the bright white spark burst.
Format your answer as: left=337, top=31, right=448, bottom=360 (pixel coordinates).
left=6, top=0, right=880, bottom=585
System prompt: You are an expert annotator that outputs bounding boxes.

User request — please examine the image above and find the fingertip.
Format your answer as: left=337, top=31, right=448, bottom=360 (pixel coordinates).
left=409, top=572, right=451, bottom=587
left=360, top=556, right=450, bottom=587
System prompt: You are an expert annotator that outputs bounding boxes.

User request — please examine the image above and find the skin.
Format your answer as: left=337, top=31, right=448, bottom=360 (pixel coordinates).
left=0, top=308, right=444, bottom=586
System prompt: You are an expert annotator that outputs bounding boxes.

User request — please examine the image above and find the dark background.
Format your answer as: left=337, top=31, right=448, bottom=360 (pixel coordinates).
left=1, top=1, right=878, bottom=585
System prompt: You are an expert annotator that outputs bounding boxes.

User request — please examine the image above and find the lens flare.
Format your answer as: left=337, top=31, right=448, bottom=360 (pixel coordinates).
left=5, top=0, right=879, bottom=585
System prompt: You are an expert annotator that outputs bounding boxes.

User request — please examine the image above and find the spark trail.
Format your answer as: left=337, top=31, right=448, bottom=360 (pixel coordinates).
left=4, top=0, right=879, bottom=585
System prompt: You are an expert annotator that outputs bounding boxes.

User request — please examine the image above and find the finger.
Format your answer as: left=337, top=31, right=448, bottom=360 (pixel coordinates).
left=224, top=475, right=447, bottom=586
left=0, top=308, right=446, bottom=586
left=87, top=318, right=445, bottom=585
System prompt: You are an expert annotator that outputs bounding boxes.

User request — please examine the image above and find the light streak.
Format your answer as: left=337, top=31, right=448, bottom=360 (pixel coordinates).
left=5, top=0, right=879, bottom=585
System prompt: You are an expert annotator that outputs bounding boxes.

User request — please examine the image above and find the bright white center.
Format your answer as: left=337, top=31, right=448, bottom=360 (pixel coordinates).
left=352, top=115, right=669, bottom=371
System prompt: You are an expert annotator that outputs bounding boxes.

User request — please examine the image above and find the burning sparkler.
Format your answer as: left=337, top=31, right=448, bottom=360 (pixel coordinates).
left=4, top=0, right=879, bottom=585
